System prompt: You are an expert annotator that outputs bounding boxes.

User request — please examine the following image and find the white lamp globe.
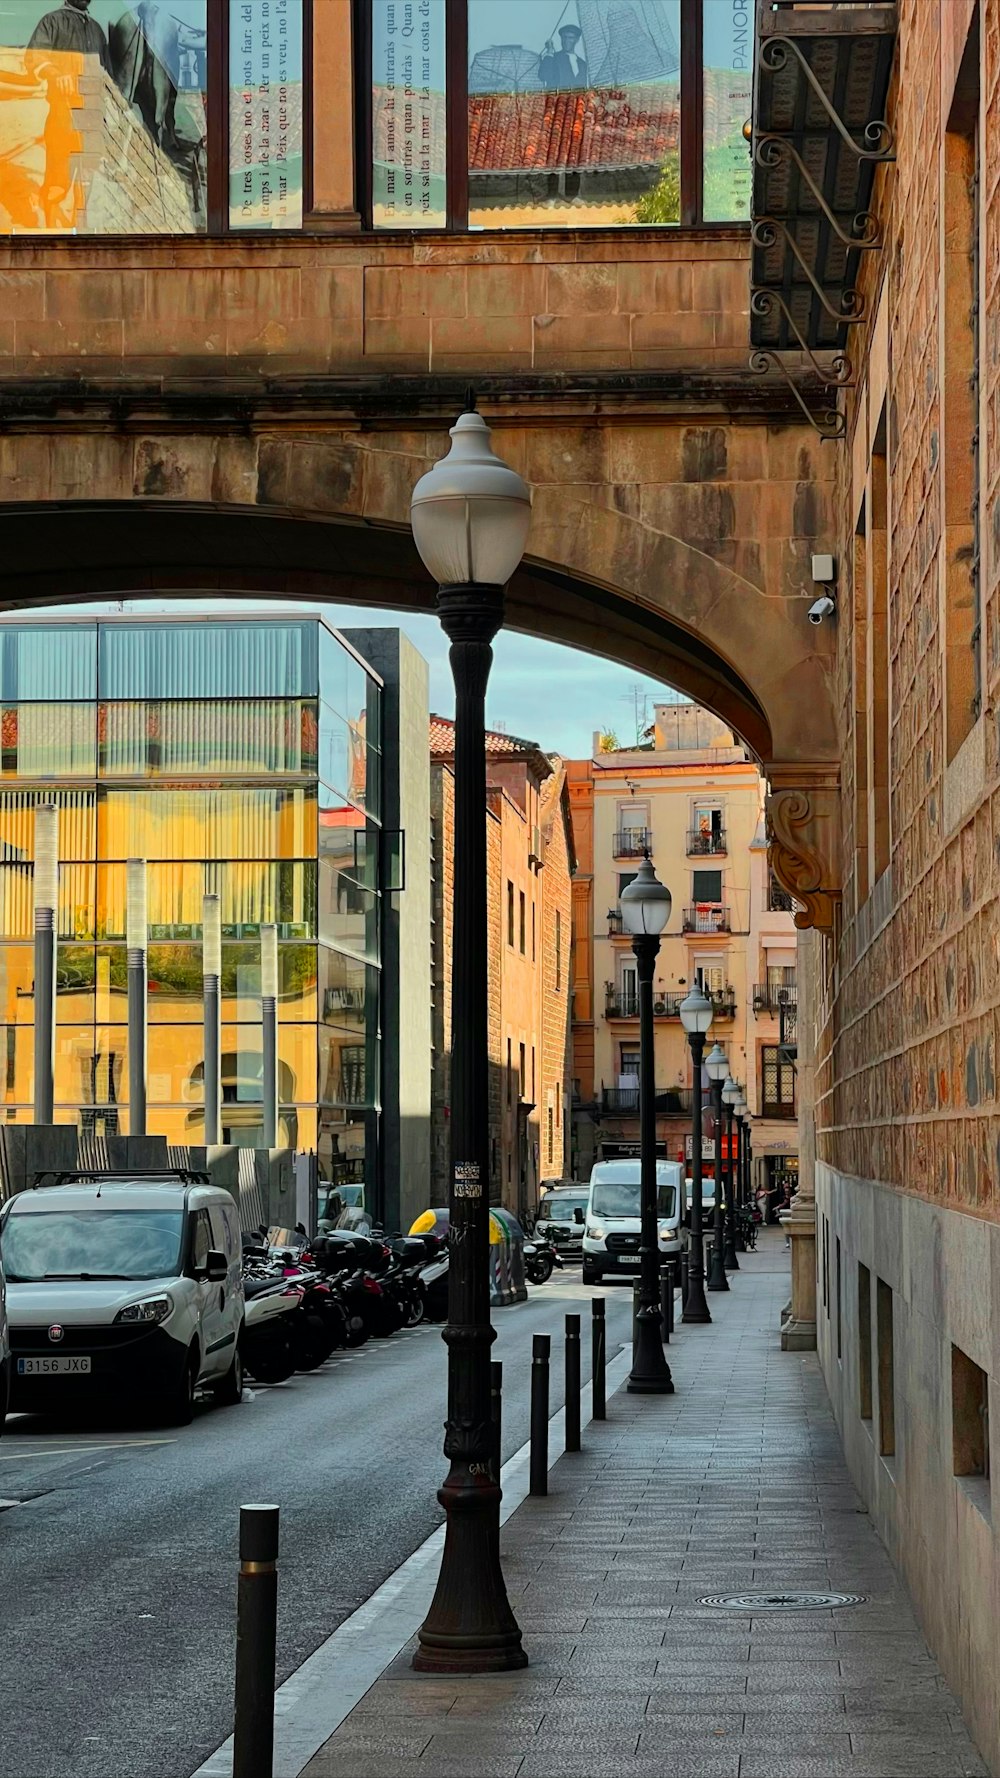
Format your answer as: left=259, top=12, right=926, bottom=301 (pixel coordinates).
left=722, top=1075, right=740, bottom=1106
left=620, top=857, right=671, bottom=937
left=410, top=410, right=531, bottom=588
left=680, top=984, right=714, bottom=1036
left=705, top=1042, right=729, bottom=1082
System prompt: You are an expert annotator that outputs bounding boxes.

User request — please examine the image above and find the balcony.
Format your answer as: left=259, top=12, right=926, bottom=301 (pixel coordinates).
left=602, top=1085, right=693, bottom=1117
left=752, top=984, right=797, bottom=1019
left=612, top=828, right=651, bottom=858
left=687, top=828, right=727, bottom=857
left=607, top=910, right=624, bottom=935
left=767, top=876, right=796, bottom=914
left=682, top=904, right=731, bottom=934
left=605, top=987, right=736, bottom=1020
left=761, top=1095, right=797, bottom=1121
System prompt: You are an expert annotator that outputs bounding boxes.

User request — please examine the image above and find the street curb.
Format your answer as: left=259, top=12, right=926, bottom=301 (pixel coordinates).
left=190, top=1341, right=634, bottom=1778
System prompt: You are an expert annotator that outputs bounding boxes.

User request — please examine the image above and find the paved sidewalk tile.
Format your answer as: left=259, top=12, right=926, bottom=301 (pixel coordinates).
left=302, top=1239, right=988, bottom=1778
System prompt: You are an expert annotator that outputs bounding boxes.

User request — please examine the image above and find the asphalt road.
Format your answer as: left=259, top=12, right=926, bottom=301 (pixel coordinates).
left=0, top=1266, right=635, bottom=1778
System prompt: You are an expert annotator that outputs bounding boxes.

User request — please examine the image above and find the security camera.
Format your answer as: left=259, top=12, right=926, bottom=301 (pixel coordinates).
left=807, top=594, right=836, bottom=626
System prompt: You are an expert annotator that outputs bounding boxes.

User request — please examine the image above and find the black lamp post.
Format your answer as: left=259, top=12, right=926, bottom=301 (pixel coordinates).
left=620, top=858, right=673, bottom=1395
left=409, top=409, right=530, bottom=1674
left=680, top=985, right=713, bottom=1323
left=704, top=1042, right=729, bottom=1292
left=728, top=1090, right=747, bottom=1261
left=721, top=1076, right=740, bottom=1271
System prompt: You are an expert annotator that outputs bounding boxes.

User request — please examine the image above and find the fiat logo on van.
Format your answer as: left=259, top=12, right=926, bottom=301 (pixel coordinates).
left=47, top=1325, right=65, bottom=1344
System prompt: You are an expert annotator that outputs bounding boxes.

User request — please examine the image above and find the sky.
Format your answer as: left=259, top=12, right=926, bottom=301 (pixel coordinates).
left=57, top=596, right=683, bottom=759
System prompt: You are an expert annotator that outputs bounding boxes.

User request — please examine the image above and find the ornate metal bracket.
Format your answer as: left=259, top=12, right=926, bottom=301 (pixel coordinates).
left=752, top=219, right=866, bottom=323
left=754, top=136, right=882, bottom=247
left=759, top=37, right=896, bottom=160
left=749, top=351, right=846, bottom=442
left=766, top=770, right=842, bottom=934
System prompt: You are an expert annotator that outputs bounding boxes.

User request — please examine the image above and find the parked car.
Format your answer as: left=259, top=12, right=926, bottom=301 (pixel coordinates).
left=533, top=1186, right=589, bottom=1256
left=582, top=1159, right=683, bottom=1284
left=0, top=1171, right=245, bottom=1424
left=0, top=1236, right=7, bottom=1431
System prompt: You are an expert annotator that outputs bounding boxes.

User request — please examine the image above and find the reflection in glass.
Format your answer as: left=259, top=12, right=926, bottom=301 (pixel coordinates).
left=56, top=1024, right=127, bottom=1109
left=0, top=789, right=96, bottom=862
left=99, top=621, right=318, bottom=700
left=217, top=940, right=317, bottom=1022
left=318, top=947, right=366, bottom=1027
left=0, top=1020, right=31, bottom=1103
left=56, top=943, right=96, bottom=1026
left=319, top=1026, right=370, bottom=1106
left=0, top=625, right=95, bottom=700
left=229, top=0, right=304, bottom=229
left=147, top=1024, right=206, bottom=1103
left=702, top=0, right=751, bottom=221
left=99, top=702, right=319, bottom=778
left=0, top=942, right=34, bottom=1023
left=1, top=705, right=95, bottom=776
left=96, top=860, right=316, bottom=940
left=0, top=1, right=208, bottom=234
left=318, top=1106, right=370, bottom=1187
left=467, top=0, right=681, bottom=228
left=99, top=786, right=317, bottom=861
left=318, top=860, right=378, bottom=962
left=372, top=0, right=446, bottom=228
left=0, top=863, right=32, bottom=938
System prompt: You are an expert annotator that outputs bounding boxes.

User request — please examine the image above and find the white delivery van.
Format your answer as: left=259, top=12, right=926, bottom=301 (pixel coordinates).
left=582, top=1159, right=683, bottom=1285
left=0, top=1172, right=245, bottom=1425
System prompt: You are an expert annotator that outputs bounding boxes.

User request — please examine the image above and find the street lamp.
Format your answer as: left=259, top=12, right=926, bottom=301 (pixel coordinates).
left=409, top=407, right=530, bottom=1674
left=704, top=1042, right=729, bottom=1293
left=680, top=984, right=713, bottom=1323
left=722, top=1075, right=741, bottom=1272
left=620, top=857, right=673, bottom=1395
left=733, top=1093, right=749, bottom=1252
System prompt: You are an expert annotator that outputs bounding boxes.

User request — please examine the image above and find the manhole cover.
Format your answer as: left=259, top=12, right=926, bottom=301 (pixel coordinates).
left=698, top=1591, right=866, bottom=1611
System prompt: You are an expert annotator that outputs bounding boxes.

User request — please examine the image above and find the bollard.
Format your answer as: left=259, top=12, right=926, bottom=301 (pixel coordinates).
left=592, top=1298, right=606, bottom=1421
left=530, top=1334, right=550, bottom=1496
left=233, top=1503, right=279, bottom=1778
left=565, top=1314, right=581, bottom=1453
left=660, top=1267, right=672, bottom=1343
left=490, top=1359, right=503, bottom=1488
left=681, top=1251, right=689, bottom=1309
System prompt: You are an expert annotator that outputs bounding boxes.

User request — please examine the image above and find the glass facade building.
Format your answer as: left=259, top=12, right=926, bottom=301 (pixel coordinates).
left=0, top=615, right=383, bottom=1196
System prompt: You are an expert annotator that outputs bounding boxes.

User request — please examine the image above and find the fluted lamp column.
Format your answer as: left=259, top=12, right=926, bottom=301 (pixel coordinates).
left=260, top=922, right=278, bottom=1150
left=126, top=859, right=147, bottom=1138
left=203, top=894, right=222, bottom=1146
left=33, top=803, right=59, bottom=1125
left=409, top=405, right=531, bottom=1674
left=680, top=985, right=714, bottom=1324
left=721, top=1075, right=741, bottom=1272
left=704, top=1041, right=729, bottom=1292
left=620, top=857, right=673, bottom=1396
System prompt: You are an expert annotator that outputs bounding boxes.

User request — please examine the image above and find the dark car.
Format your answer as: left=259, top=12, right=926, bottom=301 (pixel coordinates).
left=533, top=1186, right=588, bottom=1257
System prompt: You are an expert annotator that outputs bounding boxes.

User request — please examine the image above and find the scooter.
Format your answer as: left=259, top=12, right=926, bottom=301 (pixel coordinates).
left=242, top=1276, right=303, bottom=1384
left=524, top=1231, right=564, bottom=1285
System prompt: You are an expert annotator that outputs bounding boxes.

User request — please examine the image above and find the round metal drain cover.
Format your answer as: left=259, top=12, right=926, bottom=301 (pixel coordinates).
left=698, top=1591, right=866, bottom=1611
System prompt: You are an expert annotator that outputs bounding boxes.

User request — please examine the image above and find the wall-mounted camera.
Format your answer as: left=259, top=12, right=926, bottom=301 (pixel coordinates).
left=808, top=594, right=837, bottom=626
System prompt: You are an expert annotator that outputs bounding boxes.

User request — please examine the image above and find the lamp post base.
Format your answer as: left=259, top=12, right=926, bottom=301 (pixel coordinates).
left=707, top=1237, right=729, bottom=1292
left=627, top=1305, right=674, bottom=1394
left=724, top=1239, right=739, bottom=1271
left=682, top=1269, right=712, bottom=1324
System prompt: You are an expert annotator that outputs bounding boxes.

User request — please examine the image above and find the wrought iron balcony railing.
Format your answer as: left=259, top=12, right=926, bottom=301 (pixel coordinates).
left=602, top=1085, right=694, bottom=1116
left=752, top=984, right=798, bottom=1018
left=767, top=875, right=796, bottom=913
left=687, top=828, right=727, bottom=856
left=682, top=904, right=731, bottom=934
left=605, top=986, right=736, bottom=1020
left=612, top=828, right=651, bottom=858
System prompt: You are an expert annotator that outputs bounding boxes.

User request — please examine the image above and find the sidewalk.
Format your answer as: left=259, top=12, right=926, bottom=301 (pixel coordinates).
left=302, top=1237, right=988, bottom=1778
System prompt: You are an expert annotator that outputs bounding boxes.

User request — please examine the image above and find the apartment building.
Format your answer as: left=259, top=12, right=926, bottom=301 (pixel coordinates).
left=568, top=703, right=797, bottom=1192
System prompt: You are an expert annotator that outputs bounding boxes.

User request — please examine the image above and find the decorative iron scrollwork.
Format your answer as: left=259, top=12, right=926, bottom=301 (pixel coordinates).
left=752, top=219, right=866, bottom=322
left=749, top=291, right=853, bottom=385
left=749, top=350, right=847, bottom=442
left=758, top=36, right=896, bottom=160
left=755, top=136, right=882, bottom=247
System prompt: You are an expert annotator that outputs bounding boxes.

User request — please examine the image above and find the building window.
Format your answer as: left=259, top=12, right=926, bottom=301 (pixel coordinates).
left=531, top=1045, right=535, bottom=1099
left=507, top=880, right=514, bottom=947
left=547, top=1104, right=554, bottom=1166
left=618, top=871, right=638, bottom=901
left=761, top=1044, right=796, bottom=1119
left=532, top=901, right=536, bottom=962
left=519, top=890, right=526, bottom=954
left=836, top=1236, right=842, bottom=1362
left=506, top=1036, right=512, bottom=1106
left=952, top=1345, right=990, bottom=1495
left=691, top=868, right=722, bottom=903
left=555, top=910, right=562, bottom=989
left=0, top=1, right=306, bottom=237
left=367, top=0, right=751, bottom=231
left=858, top=1263, right=873, bottom=1422
left=519, top=1042, right=526, bottom=1098
left=689, top=804, right=725, bottom=854
left=943, top=12, right=982, bottom=759
left=555, top=1081, right=561, bottom=1125
left=877, top=1278, right=895, bottom=1460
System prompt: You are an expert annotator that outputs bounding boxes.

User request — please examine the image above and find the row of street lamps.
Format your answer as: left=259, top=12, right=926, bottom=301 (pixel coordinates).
left=407, top=407, right=758, bottom=1676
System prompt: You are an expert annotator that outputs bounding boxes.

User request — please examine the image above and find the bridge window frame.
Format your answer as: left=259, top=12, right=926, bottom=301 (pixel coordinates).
left=356, top=0, right=752, bottom=232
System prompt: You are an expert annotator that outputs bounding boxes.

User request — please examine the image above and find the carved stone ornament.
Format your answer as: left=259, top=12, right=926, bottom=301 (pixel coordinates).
left=766, top=770, right=842, bottom=933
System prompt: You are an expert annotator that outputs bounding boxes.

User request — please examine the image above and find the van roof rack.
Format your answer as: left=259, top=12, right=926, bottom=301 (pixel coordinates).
left=30, top=1168, right=211, bottom=1189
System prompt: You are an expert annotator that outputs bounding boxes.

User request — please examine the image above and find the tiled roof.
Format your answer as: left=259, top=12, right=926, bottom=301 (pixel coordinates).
left=468, top=86, right=679, bottom=174
left=430, top=714, right=542, bottom=758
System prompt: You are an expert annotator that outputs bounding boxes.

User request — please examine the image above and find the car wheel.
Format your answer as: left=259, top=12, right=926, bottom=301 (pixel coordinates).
left=213, top=1336, right=244, bottom=1406
left=166, top=1349, right=197, bottom=1426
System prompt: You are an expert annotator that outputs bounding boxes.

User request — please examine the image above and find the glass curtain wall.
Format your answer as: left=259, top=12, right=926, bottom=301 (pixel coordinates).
left=0, top=618, right=382, bottom=1198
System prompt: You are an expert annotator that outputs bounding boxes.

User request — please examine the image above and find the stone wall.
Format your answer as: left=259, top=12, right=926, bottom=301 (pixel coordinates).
left=540, top=765, right=574, bottom=1181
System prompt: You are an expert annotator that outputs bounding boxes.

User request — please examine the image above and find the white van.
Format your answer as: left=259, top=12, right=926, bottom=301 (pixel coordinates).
left=582, top=1159, right=683, bottom=1285
left=0, top=1173, right=245, bottom=1424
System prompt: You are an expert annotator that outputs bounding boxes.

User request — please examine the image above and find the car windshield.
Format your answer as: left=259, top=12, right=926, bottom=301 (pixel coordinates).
left=591, top=1182, right=676, bottom=1218
left=537, top=1197, right=587, bottom=1221
left=1, top=1209, right=185, bottom=1283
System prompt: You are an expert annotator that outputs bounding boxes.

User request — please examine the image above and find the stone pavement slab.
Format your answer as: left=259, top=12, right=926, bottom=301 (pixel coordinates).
left=302, top=1239, right=989, bottom=1778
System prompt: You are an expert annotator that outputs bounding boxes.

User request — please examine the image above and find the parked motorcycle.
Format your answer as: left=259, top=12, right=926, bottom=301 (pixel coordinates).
left=416, top=1232, right=449, bottom=1322
left=242, top=1275, right=303, bottom=1384
left=524, top=1230, right=564, bottom=1286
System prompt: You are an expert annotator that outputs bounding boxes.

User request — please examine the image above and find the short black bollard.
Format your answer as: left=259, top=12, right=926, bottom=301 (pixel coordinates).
left=660, top=1267, right=672, bottom=1343
left=530, top=1334, right=550, bottom=1496
left=592, top=1298, right=606, bottom=1421
left=565, top=1314, right=581, bottom=1453
left=490, top=1359, right=503, bottom=1488
left=234, top=1503, right=279, bottom=1778
left=681, top=1251, right=689, bottom=1309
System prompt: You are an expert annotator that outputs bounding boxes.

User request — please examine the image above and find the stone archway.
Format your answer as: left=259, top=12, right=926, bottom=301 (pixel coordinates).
left=0, top=423, right=842, bottom=928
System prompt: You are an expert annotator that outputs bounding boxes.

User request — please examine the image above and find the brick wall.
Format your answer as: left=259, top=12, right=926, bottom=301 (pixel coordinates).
left=541, top=764, right=574, bottom=1180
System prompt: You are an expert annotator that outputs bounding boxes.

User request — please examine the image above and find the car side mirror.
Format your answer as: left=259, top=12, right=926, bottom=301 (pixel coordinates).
left=574, top=1208, right=584, bottom=1224
left=206, top=1249, right=228, bottom=1283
